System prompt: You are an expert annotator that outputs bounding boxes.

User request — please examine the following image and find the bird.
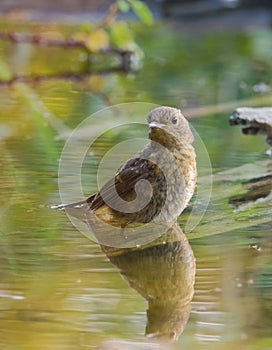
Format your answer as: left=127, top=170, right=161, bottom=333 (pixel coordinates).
left=59, top=106, right=197, bottom=231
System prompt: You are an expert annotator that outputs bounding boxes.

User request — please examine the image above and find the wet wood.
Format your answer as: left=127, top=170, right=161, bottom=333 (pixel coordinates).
left=229, top=107, right=272, bottom=145
left=229, top=174, right=272, bottom=211
left=183, top=159, right=272, bottom=239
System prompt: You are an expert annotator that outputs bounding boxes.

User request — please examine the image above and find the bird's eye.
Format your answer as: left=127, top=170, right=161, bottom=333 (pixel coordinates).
left=172, top=116, right=178, bottom=124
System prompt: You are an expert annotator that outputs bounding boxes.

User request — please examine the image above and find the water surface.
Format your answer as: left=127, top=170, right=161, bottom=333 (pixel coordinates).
left=0, top=16, right=271, bottom=349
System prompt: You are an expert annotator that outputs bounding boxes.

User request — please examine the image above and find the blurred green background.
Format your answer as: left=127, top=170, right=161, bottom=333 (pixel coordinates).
left=0, top=1, right=271, bottom=349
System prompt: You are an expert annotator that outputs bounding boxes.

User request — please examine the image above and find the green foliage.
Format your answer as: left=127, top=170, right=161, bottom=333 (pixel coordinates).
left=127, top=0, right=154, bottom=25
left=117, top=0, right=154, bottom=25
left=73, top=0, right=153, bottom=54
left=117, top=0, right=130, bottom=12
left=110, top=21, right=134, bottom=48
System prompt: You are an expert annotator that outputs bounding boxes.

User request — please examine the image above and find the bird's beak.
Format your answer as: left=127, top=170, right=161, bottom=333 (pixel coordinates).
left=148, top=121, right=165, bottom=129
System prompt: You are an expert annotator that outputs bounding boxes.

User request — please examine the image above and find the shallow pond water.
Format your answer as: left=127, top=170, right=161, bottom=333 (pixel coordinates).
left=0, top=15, right=272, bottom=349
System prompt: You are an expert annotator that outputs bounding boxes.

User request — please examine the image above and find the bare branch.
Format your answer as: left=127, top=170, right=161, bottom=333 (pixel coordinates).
left=0, top=68, right=128, bottom=86
left=0, top=30, right=131, bottom=57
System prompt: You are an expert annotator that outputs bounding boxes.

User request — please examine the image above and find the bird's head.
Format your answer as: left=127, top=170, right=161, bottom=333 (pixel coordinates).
left=147, top=106, right=194, bottom=148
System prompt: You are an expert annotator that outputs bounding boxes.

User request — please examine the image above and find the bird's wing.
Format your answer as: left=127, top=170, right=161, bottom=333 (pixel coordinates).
left=88, top=157, right=157, bottom=211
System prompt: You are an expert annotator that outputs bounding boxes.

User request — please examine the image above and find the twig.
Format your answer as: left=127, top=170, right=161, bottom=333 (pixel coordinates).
left=0, top=30, right=130, bottom=57
left=0, top=68, right=127, bottom=86
left=0, top=30, right=85, bottom=48
left=98, top=3, right=119, bottom=28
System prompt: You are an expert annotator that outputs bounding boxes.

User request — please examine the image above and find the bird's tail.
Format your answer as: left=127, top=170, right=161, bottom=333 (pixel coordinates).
left=51, top=199, right=91, bottom=222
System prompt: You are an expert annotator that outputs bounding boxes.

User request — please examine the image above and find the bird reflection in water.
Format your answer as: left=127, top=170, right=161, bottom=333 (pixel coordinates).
left=101, top=224, right=195, bottom=342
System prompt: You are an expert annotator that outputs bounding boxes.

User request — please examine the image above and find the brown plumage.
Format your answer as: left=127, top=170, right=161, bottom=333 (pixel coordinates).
left=60, top=106, right=196, bottom=229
